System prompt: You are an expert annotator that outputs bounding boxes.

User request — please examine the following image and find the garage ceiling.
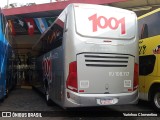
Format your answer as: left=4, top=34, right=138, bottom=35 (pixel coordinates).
left=4, top=0, right=160, bottom=56
left=110, top=0, right=160, bottom=16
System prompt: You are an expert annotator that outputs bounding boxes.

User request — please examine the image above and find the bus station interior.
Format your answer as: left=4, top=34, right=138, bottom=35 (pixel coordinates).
left=3, top=0, right=160, bottom=86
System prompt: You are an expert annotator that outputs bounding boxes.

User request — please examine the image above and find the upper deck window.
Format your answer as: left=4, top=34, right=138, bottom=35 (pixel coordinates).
left=41, top=19, right=64, bottom=54
left=140, top=24, right=148, bottom=39
left=138, top=12, right=160, bottom=39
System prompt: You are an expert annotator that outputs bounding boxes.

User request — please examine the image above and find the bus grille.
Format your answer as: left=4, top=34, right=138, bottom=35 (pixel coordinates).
left=84, top=54, right=129, bottom=67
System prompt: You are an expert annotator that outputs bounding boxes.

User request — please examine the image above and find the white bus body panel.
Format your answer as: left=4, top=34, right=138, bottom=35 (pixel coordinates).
left=62, top=4, right=138, bottom=107
left=34, top=4, right=139, bottom=108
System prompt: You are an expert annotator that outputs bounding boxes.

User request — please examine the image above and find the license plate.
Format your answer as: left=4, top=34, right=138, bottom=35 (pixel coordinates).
left=97, top=98, right=118, bottom=105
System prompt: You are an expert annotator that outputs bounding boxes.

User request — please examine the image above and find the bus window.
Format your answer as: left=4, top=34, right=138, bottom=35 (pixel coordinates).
left=40, top=19, right=64, bottom=54
left=138, top=12, right=160, bottom=39
left=50, top=23, right=63, bottom=49
left=139, top=55, right=156, bottom=75
left=140, top=24, right=148, bottom=39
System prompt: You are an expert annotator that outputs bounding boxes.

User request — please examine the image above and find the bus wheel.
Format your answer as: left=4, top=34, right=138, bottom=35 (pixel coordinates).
left=151, top=90, right=160, bottom=111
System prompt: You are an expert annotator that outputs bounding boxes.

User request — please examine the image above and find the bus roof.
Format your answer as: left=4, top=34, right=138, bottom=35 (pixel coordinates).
left=138, top=8, right=160, bottom=20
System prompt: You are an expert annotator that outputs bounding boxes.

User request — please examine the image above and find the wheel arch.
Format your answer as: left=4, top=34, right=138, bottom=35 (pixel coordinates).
left=148, top=82, right=160, bottom=101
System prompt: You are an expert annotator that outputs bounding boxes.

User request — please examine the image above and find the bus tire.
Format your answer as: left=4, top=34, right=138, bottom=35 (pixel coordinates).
left=151, top=89, right=160, bottom=111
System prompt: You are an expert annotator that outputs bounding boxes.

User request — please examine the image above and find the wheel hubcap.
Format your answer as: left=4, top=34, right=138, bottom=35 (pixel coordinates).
left=154, top=92, right=160, bottom=109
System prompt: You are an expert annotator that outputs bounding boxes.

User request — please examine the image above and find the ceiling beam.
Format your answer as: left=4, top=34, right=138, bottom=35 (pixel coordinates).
left=3, top=0, right=127, bottom=16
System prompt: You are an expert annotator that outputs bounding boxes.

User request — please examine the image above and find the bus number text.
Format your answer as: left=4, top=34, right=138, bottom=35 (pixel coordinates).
left=88, top=14, right=126, bottom=34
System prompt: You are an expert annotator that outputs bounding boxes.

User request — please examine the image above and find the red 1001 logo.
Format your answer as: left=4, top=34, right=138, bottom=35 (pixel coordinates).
left=42, top=57, right=52, bottom=81
left=88, top=14, right=126, bottom=35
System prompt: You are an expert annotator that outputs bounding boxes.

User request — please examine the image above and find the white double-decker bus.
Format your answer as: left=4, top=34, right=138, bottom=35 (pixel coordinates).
left=32, top=3, right=139, bottom=108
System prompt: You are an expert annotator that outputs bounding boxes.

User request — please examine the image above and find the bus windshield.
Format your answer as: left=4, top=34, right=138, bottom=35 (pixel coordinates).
left=74, top=6, right=136, bottom=40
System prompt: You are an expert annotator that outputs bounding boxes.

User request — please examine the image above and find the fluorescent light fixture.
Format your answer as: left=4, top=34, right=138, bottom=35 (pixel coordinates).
left=131, top=6, right=152, bottom=11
